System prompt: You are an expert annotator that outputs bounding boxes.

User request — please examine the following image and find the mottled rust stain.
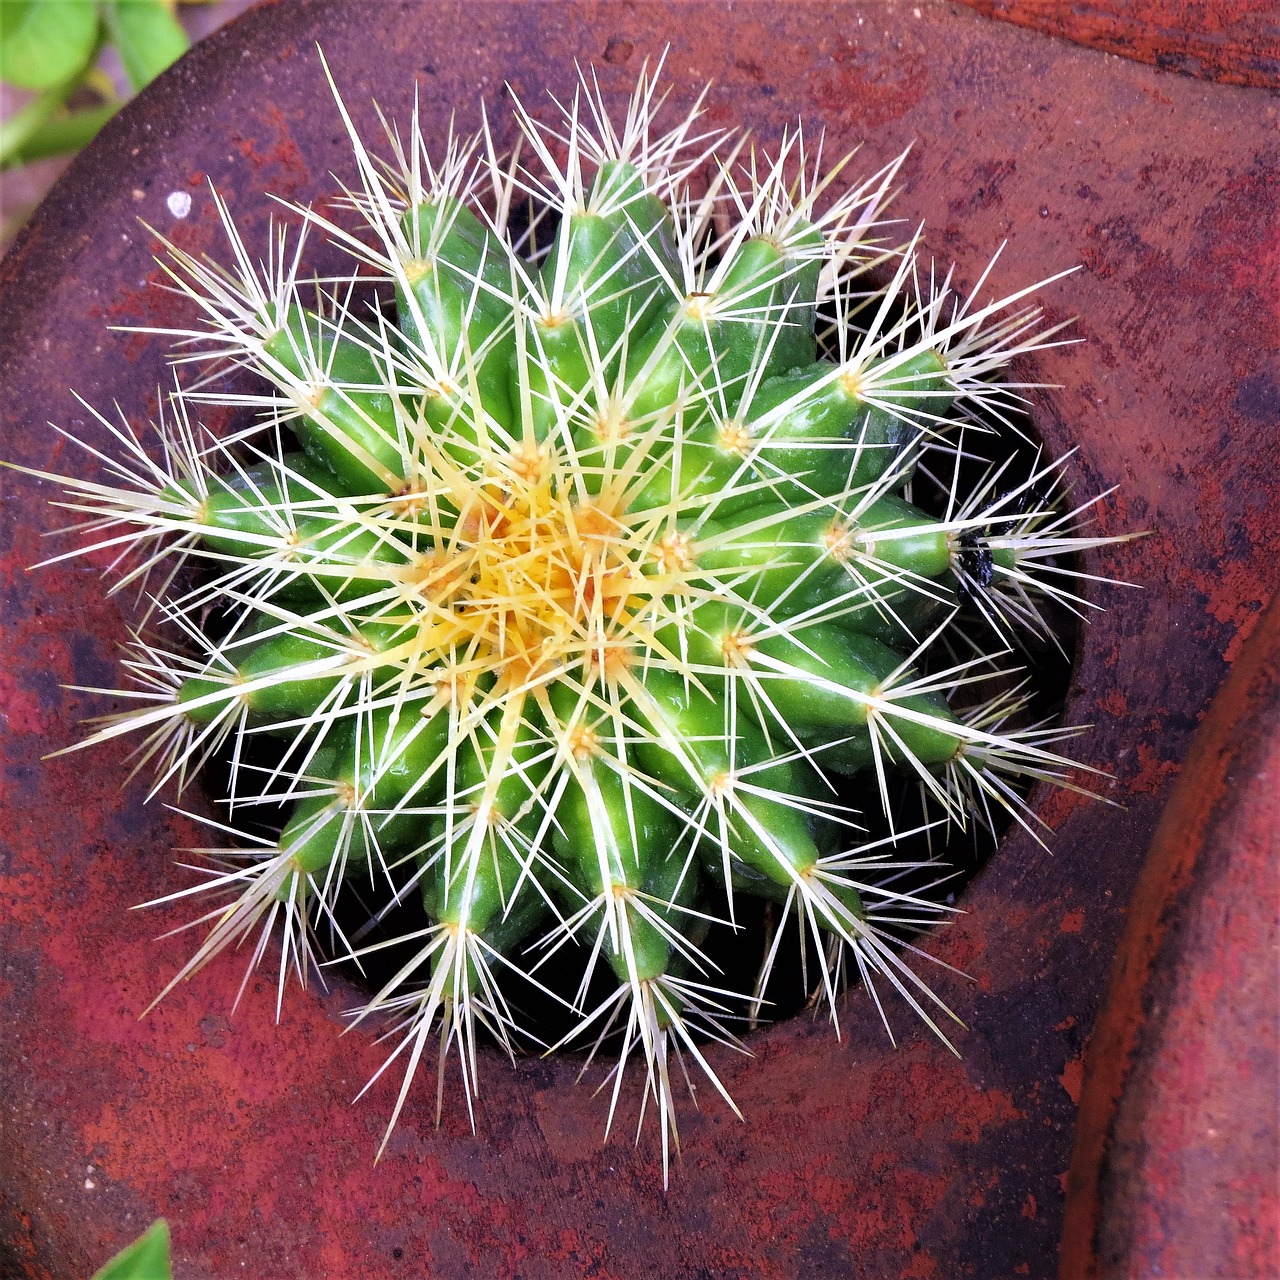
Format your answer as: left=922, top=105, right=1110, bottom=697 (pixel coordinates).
left=0, top=2, right=1277, bottom=1278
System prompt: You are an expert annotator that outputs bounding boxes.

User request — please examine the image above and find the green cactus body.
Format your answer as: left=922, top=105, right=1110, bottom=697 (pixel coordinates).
left=28, top=57, right=1127, bottom=1181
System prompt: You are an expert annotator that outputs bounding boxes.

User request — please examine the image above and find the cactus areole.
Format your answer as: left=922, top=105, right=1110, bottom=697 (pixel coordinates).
left=27, top=58, right=1124, bottom=1178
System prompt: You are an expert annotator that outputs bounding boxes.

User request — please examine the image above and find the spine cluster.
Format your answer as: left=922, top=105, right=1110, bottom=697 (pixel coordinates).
left=29, top=59, right=1123, bottom=1176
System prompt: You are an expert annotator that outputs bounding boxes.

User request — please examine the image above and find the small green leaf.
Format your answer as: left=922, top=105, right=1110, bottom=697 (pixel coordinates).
left=0, top=81, right=68, bottom=166
left=90, top=1219, right=173, bottom=1280
left=10, top=100, right=120, bottom=165
left=0, top=0, right=99, bottom=90
left=102, top=0, right=189, bottom=92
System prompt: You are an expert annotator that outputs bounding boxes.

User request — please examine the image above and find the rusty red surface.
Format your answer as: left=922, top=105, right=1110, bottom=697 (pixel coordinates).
left=957, top=0, right=1280, bottom=88
left=1, top=3, right=1277, bottom=1277
left=1062, top=593, right=1280, bottom=1278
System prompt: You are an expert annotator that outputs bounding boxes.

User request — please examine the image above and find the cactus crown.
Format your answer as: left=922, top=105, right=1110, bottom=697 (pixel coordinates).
left=27, top=54, right=1125, bottom=1180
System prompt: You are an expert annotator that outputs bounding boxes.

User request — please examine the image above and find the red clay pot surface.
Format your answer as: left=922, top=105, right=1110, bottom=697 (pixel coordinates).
left=1, top=3, right=1277, bottom=1277
left=1063, top=594, right=1280, bottom=1278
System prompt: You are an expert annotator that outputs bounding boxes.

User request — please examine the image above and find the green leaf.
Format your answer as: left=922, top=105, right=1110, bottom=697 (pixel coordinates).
left=0, top=0, right=99, bottom=90
left=0, top=81, right=68, bottom=166
left=102, top=0, right=189, bottom=91
left=10, top=100, right=120, bottom=165
left=90, top=1220, right=173, bottom=1280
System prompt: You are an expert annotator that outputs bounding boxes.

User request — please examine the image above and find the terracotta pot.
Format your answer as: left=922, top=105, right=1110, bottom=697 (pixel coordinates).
left=1063, top=592, right=1280, bottom=1278
left=1, top=3, right=1276, bottom=1276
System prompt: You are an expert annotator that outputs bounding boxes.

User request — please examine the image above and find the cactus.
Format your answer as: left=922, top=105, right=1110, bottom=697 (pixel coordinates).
left=24, top=57, right=1126, bottom=1180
